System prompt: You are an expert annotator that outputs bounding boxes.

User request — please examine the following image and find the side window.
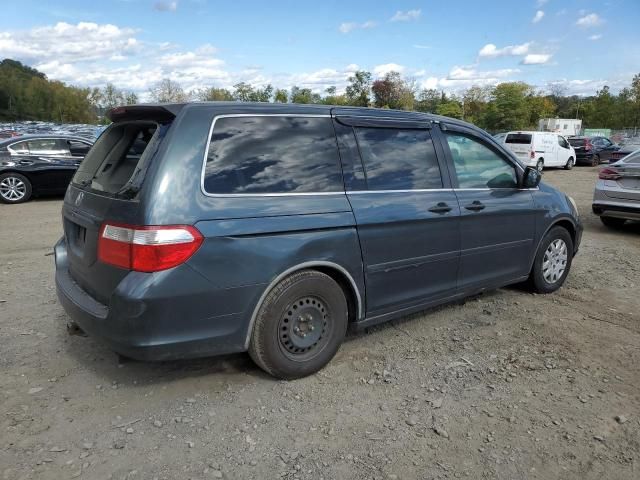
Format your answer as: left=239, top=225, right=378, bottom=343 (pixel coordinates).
left=204, top=116, right=343, bottom=194
left=354, top=127, right=442, bottom=190
left=333, top=121, right=366, bottom=191
left=9, top=141, right=29, bottom=155
left=445, top=132, right=518, bottom=189
left=558, top=136, right=569, bottom=148
left=26, top=139, right=67, bottom=156
left=601, top=138, right=612, bottom=147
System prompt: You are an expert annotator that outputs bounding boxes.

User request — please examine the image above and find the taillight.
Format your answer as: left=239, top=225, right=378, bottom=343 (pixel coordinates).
left=599, top=167, right=621, bottom=180
left=530, top=150, right=535, bottom=159
left=98, top=223, right=203, bottom=272
left=585, top=138, right=592, bottom=152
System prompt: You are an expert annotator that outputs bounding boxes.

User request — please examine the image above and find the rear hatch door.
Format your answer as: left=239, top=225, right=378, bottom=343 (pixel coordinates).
left=504, top=133, right=532, bottom=161
left=62, top=105, right=178, bottom=304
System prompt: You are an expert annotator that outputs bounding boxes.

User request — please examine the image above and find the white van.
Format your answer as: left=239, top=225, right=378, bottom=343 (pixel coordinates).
left=502, top=131, right=576, bottom=171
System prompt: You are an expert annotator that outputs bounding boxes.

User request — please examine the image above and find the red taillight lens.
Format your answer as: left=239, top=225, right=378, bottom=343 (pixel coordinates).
left=585, top=139, right=592, bottom=151
left=530, top=150, right=535, bottom=159
left=98, top=224, right=203, bottom=272
left=599, top=167, right=621, bottom=180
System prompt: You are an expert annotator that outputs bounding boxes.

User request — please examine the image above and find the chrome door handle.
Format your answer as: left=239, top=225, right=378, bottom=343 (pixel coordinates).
left=428, top=202, right=452, bottom=214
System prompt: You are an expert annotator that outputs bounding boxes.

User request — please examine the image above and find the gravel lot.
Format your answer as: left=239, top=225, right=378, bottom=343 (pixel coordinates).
left=1, top=166, right=639, bottom=480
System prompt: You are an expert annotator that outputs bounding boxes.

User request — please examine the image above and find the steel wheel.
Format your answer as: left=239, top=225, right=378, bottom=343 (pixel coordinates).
left=278, top=295, right=329, bottom=360
left=536, top=159, right=544, bottom=172
left=542, top=239, right=568, bottom=284
left=0, top=175, right=27, bottom=202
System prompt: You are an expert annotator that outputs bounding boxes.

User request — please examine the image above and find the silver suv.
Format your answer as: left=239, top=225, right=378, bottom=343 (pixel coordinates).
left=593, top=148, right=640, bottom=227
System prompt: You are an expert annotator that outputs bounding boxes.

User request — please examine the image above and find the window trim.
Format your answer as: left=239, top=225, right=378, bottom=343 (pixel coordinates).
left=200, top=113, right=346, bottom=198
left=7, top=137, right=92, bottom=156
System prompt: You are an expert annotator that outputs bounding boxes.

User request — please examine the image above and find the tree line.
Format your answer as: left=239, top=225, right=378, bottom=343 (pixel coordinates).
left=2, top=58, right=639, bottom=133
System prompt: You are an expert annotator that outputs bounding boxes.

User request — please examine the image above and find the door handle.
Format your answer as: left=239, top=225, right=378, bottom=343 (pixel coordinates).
left=464, top=201, right=485, bottom=212
left=428, top=202, right=452, bottom=214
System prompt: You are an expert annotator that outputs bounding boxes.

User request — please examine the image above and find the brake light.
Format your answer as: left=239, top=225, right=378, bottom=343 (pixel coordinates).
left=98, top=223, right=203, bottom=272
left=530, top=150, right=535, bottom=159
left=584, top=138, right=592, bottom=152
left=599, top=167, right=621, bottom=180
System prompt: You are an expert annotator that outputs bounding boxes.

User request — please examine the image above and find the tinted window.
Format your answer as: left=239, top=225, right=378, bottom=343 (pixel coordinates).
left=568, top=137, right=585, bottom=147
left=446, top=133, right=518, bottom=189
left=505, top=134, right=532, bottom=145
left=9, top=141, right=29, bottom=154
left=333, top=121, right=366, bottom=191
left=27, top=139, right=66, bottom=155
left=204, top=116, right=343, bottom=194
left=354, top=127, right=442, bottom=190
left=66, top=140, right=91, bottom=157
left=557, top=136, right=569, bottom=148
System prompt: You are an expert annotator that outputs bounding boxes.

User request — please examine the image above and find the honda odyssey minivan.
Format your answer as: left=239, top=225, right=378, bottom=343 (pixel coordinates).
left=55, top=102, right=582, bottom=379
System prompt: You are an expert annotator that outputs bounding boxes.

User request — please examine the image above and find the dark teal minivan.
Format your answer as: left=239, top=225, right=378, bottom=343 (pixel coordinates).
left=55, top=102, right=582, bottom=379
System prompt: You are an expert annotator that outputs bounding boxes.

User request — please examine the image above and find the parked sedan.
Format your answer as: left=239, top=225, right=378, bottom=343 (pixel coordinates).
left=607, top=139, right=640, bottom=164
left=568, top=136, right=620, bottom=166
left=592, top=149, right=640, bottom=227
left=0, top=135, right=92, bottom=204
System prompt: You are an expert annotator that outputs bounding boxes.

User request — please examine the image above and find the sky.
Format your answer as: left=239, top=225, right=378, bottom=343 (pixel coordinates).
left=0, top=0, right=639, bottom=99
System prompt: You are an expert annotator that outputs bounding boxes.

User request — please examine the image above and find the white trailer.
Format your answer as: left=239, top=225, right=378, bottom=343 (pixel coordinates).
left=538, top=118, right=582, bottom=136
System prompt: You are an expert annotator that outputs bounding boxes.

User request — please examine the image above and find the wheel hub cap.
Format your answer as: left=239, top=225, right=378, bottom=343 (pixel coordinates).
left=279, top=296, right=327, bottom=354
left=542, top=239, right=568, bottom=284
left=0, top=177, right=26, bottom=201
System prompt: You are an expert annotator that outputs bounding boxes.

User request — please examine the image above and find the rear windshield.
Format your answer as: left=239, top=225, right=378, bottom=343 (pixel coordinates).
left=568, top=137, right=585, bottom=147
left=72, top=121, right=168, bottom=196
left=505, top=134, right=532, bottom=144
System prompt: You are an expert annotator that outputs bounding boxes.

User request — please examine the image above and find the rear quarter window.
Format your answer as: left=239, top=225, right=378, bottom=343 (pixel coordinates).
left=203, top=116, right=343, bottom=194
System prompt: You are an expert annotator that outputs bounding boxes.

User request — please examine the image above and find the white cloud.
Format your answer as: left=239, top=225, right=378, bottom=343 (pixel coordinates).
left=576, top=13, right=602, bottom=27
left=154, top=1, right=177, bottom=11
left=390, top=9, right=421, bottom=22
left=478, top=42, right=530, bottom=58
left=532, top=10, right=545, bottom=23
left=589, top=34, right=603, bottom=41
left=521, top=53, right=552, bottom=65
left=373, top=63, right=405, bottom=76
left=339, top=20, right=377, bottom=33
left=0, top=22, right=141, bottom=63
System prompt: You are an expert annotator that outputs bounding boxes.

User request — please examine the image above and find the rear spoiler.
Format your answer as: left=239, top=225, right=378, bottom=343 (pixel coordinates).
left=106, top=104, right=185, bottom=122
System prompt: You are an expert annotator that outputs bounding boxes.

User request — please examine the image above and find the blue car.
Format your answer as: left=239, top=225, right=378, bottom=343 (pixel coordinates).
left=55, top=102, right=582, bottom=379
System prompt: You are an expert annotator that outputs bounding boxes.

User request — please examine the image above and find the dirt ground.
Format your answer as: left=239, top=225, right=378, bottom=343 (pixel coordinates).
left=1, top=167, right=639, bottom=480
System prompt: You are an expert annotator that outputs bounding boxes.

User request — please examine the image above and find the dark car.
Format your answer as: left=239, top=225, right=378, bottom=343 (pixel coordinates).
left=0, top=134, right=93, bottom=203
left=567, top=135, right=620, bottom=166
left=54, top=103, right=582, bottom=379
left=607, top=139, right=640, bottom=164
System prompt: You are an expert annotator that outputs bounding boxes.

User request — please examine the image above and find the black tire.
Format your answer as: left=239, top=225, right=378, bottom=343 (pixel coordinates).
left=248, top=270, right=348, bottom=379
left=536, top=159, right=544, bottom=172
left=564, top=157, right=574, bottom=170
left=0, top=172, right=32, bottom=204
left=600, top=216, right=626, bottom=229
left=527, top=226, right=574, bottom=294
left=591, top=154, right=600, bottom=167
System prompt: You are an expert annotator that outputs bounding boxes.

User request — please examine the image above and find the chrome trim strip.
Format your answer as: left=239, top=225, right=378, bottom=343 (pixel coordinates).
left=200, top=114, right=338, bottom=198
left=243, top=261, right=363, bottom=349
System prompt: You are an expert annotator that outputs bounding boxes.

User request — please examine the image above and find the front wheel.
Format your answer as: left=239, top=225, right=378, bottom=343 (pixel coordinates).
left=248, top=270, right=348, bottom=379
left=536, top=159, right=544, bottom=172
left=0, top=173, right=32, bottom=204
left=564, top=157, right=574, bottom=170
left=527, top=227, right=573, bottom=294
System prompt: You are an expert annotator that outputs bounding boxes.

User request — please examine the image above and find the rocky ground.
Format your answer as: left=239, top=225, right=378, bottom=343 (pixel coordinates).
left=1, top=166, right=638, bottom=480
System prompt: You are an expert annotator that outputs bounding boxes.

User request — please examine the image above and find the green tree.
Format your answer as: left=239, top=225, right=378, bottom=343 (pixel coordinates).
left=194, top=87, right=233, bottom=101
left=273, top=88, right=288, bottom=103
left=232, top=82, right=254, bottom=102
left=345, top=70, right=372, bottom=107
left=436, top=100, right=463, bottom=119
left=149, top=78, right=187, bottom=103
left=484, top=82, right=532, bottom=132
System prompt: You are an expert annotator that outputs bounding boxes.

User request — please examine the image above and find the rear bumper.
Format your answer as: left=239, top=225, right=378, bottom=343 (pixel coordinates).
left=574, top=152, right=596, bottom=165
left=592, top=202, right=640, bottom=221
left=54, top=238, right=258, bottom=361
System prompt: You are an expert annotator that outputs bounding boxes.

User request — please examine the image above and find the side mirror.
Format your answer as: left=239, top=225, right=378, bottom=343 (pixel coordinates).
left=522, top=166, right=541, bottom=188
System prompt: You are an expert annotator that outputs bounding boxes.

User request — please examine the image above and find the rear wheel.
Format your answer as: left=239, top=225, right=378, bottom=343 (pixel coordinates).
left=536, top=159, right=544, bottom=172
left=527, top=227, right=573, bottom=294
left=248, top=270, right=348, bottom=379
left=564, top=157, right=574, bottom=170
left=0, top=173, right=32, bottom=204
left=600, top=216, right=626, bottom=229
left=591, top=154, right=600, bottom=167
